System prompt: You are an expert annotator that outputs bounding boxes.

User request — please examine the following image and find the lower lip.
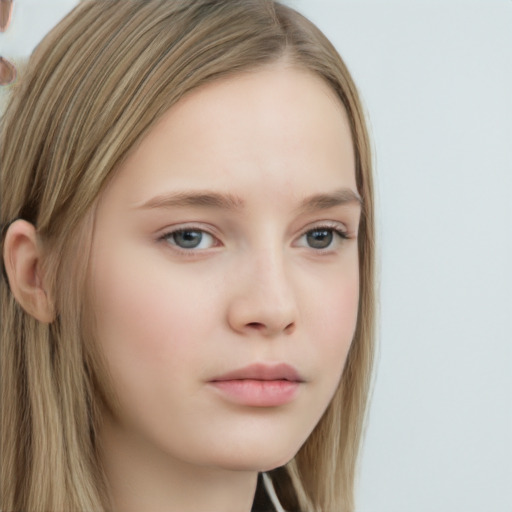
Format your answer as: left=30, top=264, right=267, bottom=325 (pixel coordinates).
left=209, top=379, right=300, bottom=407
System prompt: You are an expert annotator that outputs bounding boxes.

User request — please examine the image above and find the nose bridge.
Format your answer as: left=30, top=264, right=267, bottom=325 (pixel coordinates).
left=227, top=239, right=297, bottom=336
left=254, top=243, right=293, bottom=306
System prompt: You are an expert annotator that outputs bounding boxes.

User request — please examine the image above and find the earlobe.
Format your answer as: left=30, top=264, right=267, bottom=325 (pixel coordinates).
left=3, top=219, right=55, bottom=323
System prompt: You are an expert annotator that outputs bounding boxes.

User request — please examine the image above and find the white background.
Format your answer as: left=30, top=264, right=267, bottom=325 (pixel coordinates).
left=1, top=1, right=511, bottom=511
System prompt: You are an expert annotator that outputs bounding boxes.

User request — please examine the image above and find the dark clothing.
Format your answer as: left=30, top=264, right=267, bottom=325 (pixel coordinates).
left=251, top=473, right=276, bottom=512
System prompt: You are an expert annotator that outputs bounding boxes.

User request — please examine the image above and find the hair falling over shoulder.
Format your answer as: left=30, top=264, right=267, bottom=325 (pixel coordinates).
left=0, top=1, right=375, bottom=510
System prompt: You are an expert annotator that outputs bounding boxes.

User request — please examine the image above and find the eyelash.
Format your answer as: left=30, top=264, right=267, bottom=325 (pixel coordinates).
left=159, top=223, right=349, bottom=255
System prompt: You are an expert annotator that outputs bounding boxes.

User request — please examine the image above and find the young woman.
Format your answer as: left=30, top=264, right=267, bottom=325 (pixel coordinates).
left=0, top=1, right=375, bottom=511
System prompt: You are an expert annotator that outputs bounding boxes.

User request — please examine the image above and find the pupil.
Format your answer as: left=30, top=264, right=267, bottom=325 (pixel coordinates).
left=307, top=229, right=333, bottom=249
left=175, top=230, right=202, bottom=249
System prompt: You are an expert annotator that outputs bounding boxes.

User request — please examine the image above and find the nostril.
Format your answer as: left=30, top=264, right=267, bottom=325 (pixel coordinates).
left=247, top=322, right=264, bottom=330
left=244, top=321, right=296, bottom=335
left=284, top=322, right=295, bottom=334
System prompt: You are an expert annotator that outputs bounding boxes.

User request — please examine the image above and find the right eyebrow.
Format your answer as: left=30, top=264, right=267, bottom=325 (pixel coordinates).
left=134, top=190, right=245, bottom=211
left=297, top=188, right=363, bottom=214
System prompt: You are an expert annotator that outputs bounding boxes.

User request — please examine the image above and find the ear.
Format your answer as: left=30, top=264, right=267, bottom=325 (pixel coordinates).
left=3, top=219, right=55, bottom=323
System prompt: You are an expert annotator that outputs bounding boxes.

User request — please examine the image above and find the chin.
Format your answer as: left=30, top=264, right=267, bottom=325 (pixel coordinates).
left=196, top=414, right=318, bottom=472
left=205, top=440, right=302, bottom=473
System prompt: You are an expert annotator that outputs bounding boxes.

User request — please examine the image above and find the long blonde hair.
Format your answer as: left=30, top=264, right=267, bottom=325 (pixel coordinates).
left=0, top=1, right=375, bottom=510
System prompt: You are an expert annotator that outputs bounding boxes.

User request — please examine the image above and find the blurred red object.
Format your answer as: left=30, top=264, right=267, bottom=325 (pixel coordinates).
left=0, top=56, right=16, bottom=85
left=0, top=0, right=13, bottom=32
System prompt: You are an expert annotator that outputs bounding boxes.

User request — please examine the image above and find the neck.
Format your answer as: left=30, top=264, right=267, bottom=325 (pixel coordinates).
left=98, top=414, right=258, bottom=512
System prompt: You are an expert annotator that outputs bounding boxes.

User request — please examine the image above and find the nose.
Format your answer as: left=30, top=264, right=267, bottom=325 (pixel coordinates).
left=226, top=250, right=297, bottom=337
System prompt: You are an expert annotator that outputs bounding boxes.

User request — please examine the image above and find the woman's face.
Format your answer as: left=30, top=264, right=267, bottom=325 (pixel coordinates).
left=90, top=64, right=361, bottom=472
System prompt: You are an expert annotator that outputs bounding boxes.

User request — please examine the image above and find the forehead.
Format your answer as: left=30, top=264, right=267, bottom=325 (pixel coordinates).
left=104, top=64, right=356, bottom=207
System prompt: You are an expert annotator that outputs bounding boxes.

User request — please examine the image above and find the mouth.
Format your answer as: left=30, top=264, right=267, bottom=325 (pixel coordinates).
left=208, top=363, right=304, bottom=407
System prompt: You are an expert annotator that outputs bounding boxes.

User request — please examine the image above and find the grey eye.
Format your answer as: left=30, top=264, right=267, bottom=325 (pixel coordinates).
left=171, top=230, right=204, bottom=249
left=306, top=229, right=334, bottom=249
left=164, top=229, right=217, bottom=250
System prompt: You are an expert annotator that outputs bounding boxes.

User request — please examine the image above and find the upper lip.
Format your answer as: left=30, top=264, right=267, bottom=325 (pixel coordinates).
left=210, top=363, right=304, bottom=382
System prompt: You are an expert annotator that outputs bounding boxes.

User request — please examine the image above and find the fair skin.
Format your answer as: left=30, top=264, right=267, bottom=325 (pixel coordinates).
left=4, top=63, right=361, bottom=511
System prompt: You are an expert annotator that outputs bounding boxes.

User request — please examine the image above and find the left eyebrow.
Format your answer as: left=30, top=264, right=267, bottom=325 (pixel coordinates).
left=134, top=191, right=245, bottom=211
left=297, top=188, right=362, bottom=214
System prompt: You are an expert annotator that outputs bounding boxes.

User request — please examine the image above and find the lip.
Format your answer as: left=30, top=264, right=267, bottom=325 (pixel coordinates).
left=211, top=363, right=304, bottom=383
left=208, top=363, right=304, bottom=407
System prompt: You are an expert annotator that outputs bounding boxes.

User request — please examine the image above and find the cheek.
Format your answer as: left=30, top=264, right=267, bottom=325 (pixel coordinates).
left=331, top=274, right=359, bottom=340
left=89, top=247, right=208, bottom=396
left=310, top=258, right=359, bottom=336
left=306, top=262, right=360, bottom=380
